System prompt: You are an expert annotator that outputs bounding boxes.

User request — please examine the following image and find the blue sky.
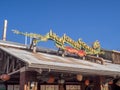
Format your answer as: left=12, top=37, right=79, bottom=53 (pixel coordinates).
left=0, top=0, right=120, bottom=50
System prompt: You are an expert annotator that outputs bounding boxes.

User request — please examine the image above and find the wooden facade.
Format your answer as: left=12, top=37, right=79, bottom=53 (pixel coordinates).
left=101, top=50, right=120, bottom=64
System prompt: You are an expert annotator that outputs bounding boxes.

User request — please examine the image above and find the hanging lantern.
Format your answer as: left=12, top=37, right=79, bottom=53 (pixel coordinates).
left=47, top=75, right=55, bottom=83
left=76, top=74, right=83, bottom=81
left=0, top=74, right=10, bottom=81
left=85, top=79, right=90, bottom=85
left=108, top=80, right=113, bottom=85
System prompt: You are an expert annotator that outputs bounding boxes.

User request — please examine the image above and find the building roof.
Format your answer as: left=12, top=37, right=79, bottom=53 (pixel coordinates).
left=0, top=40, right=120, bottom=77
left=0, top=42, right=120, bottom=76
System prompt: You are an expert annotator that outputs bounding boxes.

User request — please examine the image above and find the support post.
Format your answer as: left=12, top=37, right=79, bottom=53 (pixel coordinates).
left=20, top=67, right=38, bottom=90
left=33, top=39, right=37, bottom=53
left=20, top=67, right=26, bottom=90
left=59, top=84, right=65, bottom=90
left=93, top=76, right=103, bottom=90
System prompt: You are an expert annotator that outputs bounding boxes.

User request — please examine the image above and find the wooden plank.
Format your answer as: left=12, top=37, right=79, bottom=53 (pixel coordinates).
left=86, top=55, right=104, bottom=65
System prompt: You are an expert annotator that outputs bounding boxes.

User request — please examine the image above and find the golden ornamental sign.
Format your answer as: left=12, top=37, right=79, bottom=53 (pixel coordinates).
left=12, top=30, right=103, bottom=57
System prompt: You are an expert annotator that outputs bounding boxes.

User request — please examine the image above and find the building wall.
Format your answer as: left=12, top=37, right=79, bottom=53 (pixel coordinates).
left=101, top=50, right=120, bottom=64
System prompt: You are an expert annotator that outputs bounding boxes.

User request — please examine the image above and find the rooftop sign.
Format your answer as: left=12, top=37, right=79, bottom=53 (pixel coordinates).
left=12, top=30, right=103, bottom=57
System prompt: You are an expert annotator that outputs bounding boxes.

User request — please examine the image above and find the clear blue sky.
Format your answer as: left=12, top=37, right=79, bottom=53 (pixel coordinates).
left=0, top=0, right=120, bottom=50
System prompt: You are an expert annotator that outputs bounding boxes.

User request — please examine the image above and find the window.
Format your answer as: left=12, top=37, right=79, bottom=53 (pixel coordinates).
left=40, top=85, right=59, bottom=90
left=66, top=85, right=81, bottom=90
left=7, top=85, right=19, bottom=90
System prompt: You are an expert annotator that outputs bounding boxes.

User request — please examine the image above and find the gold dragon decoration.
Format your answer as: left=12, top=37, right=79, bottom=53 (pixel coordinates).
left=12, top=30, right=103, bottom=57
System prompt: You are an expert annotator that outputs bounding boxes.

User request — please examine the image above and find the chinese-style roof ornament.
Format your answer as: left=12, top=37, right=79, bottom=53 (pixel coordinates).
left=12, top=30, right=103, bottom=57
